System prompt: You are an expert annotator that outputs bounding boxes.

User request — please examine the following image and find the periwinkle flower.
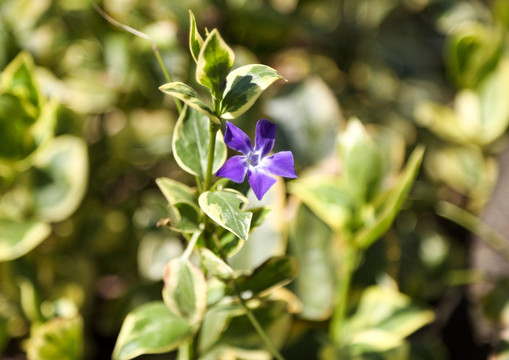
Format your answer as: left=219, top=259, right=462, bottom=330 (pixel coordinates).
left=215, top=119, right=297, bottom=200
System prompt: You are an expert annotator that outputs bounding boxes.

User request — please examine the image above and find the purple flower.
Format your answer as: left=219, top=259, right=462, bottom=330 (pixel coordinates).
left=215, top=119, right=297, bottom=200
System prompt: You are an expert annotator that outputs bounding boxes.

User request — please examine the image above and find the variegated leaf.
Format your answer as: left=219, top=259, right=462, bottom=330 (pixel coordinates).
left=159, top=82, right=220, bottom=124
left=220, top=65, right=285, bottom=119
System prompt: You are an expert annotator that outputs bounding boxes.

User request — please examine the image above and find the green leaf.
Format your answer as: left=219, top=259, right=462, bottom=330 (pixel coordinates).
left=220, top=64, right=284, bottom=119
left=159, top=82, right=220, bottom=124
left=446, top=22, right=502, bottom=89
left=478, top=58, right=509, bottom=144
left=0, top=93, right=37, bottom=161
left=289, top=204, right=336, bottom=320
left=339, top=118, right=383, bottom=205
left=112, top=302, right=194, bottom=360
left=27, top=316, right=83, bottom=360
left=0, top=219, right=51, bottom=261
left=345, top=285, right=434, bottom=345
left=233, top=256, right=298, bottom=297
left=354, top=146, right=424, bottom=249
left=200, top=248, right=234, bottom=279
left=199, top=189, right=253, bottom=241
left=212, top=300, right=291, bottom=352
left=198, top=304, right=244, bottom=355
left=196, top=29, right=234, bottom=98
left=288, top=177, right=353, bottom=233
left=1, top=51, right=41, bottom=109
left=189, top=10, right=203, bottom=63
left=155, top=177, right=201, bottom=233
left=172, top=106, right=226, bottom=178
left=156, top=177, right=198, bottom=209
left=162, top=258, right=207, bottom=326
left=31, top=135, right=88, bottom=223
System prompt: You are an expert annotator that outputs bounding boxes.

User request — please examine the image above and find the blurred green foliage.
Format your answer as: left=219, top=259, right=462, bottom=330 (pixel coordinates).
left=2, top=0, right=509, bottom=359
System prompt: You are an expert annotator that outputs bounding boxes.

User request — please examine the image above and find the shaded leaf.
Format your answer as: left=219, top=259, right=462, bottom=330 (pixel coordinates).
left=199, top=189, right=253, bottom=241
left=112, top=302, right=194, bottom=360
left=233, top=256, right=298, bottom=297
left=159, top=82, right=220, bottom=124
left=156, top=177, right=201, bottom=233
left=162, top=258, right=207, bottom=326
left=171, top=106, right=226, bottom=178
left=220, top=65, right=284, bottom=119
left=200, top=248, right=234, bottom=279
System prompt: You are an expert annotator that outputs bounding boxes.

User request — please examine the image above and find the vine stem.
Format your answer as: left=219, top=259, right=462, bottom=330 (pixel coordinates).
left=182, top=232, right=201, bottom=260
left=330, top=244, right=357, bottom=346
left=203, top=121, right=219, bottom=192
left=211, top=234, right=285, bottom=360
left=234, top=281, right=285, bottom=360
left=94, top=4, right=182, bottom=114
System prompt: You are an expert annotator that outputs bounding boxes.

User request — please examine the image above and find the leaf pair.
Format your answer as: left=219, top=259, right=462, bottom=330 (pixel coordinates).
left=157, top=176, right=252, bottom=241
left=159, top=11, right=284, bottom=123
left=289, top=118, right=424, bottom=249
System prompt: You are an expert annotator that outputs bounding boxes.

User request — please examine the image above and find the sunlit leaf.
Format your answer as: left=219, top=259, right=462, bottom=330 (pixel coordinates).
left=220, top=65, right=284, bottom=119
left=289, top=204, right=336, bottom=320
left=339, top=118, right=383, bottom=205
left=477, top=58, right=509, bottom=144
left=0, top=219, right=51, bottom=262
left=345, top=285, right=435, bottom=341
left=171, top=106, right=226, bottom=178
left=196, top=29, right=234, bottom=98
left=189, top=10, right=203, bottom=63
left=159, top=82, right=220, bottom=124
left=199, top=189, right=253, bottom=241
left=112, top=302, right=194, bottom=360
left=354, top=146, right=424, bottom=249
left=289, top=176, right=353, bottom=233
left=27, top=316, right=83, bottom=360
left=31, top=135, right=88, bottom=223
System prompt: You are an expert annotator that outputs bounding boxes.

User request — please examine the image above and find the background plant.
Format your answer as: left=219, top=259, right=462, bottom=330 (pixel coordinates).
left=2, top=0, right=509, bottom=359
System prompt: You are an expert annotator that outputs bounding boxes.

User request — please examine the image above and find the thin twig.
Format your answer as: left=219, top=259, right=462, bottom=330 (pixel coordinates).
left=436, top=201, right=509, bottom=262
left=93, top=4, right=182, bottom=113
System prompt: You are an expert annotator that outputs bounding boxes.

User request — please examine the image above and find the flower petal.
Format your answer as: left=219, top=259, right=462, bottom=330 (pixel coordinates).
left=215, top=155, right=248, bottom=183
left=259, top=151, right=297, bottom=178
left=223, top=121, right=253, bottom=154
left=247, top=168, right=277, bottom=200
left=254, top=119, right=276, bottom=157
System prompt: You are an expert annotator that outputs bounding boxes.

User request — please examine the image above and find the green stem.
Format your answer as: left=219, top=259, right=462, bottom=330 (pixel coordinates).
left=236, top=287, right=285, bottom=360
left=182, top=232, right=201, bottom=260
left=177, top=340, right=193, bottom=360
left=211, top=234, right=285, bottom=360
left=330, top=245, right=357, bottom=346
left=204, top=121, right=219, bottom=192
